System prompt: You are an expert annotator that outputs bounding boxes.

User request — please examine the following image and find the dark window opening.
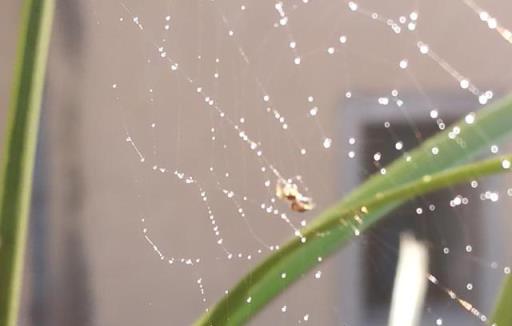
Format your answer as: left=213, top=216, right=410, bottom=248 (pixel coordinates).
left=361, top=120, right=482, bottom=316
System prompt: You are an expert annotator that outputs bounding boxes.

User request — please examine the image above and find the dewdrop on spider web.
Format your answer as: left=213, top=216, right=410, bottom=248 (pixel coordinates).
left=275, top=178, right=315, bottom=213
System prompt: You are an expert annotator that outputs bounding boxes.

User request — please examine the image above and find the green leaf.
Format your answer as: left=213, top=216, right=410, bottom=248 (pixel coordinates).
left=195, top=95, right=512, bottom=326
left=0, top=1, right=55, bottom=325
left=492, top=275, right=512, bottom=325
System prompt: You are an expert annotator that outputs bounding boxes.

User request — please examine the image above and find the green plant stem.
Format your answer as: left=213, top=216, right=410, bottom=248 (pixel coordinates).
left=492, top=275, right=512, bottom=325
left=195, top=93, right=512, bottom=325
left=0, top=0, right=55, bottom=325
left=195, top=155, right=512, bottom=326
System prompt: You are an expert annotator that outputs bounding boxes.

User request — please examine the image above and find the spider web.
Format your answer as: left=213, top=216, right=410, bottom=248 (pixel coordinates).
left=104, top=0, right=512, bottom=324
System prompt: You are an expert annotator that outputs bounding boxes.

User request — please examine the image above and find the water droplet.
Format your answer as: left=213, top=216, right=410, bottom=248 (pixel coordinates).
left=418, top=42, right=429, bottom=54
left=348, top=2, right=358, bottom=11
left=465, top=113, right=475, bottom=124
left=323, top=138, right=332, bottom=149
left=378, top=97, right=389, bottom=105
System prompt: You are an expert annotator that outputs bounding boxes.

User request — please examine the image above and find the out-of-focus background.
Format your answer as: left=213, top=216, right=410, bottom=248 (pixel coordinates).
left=2, top=1, right=512, bottom=325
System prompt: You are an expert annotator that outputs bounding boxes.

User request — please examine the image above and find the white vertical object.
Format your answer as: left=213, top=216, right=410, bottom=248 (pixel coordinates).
left=388, top=233, right=429, bottom=326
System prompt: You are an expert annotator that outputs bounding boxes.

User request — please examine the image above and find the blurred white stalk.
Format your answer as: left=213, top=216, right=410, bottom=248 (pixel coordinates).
left=388, top=233, right=429, bottom=326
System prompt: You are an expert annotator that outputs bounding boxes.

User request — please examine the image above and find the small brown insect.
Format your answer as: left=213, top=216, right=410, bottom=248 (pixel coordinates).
left=276, top=179, right=315, bottom=213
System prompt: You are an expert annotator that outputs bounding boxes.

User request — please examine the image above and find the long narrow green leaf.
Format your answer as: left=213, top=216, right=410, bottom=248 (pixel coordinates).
left=196, top=155, right=512, bottom=326
left=492, top=275, right=512, bottom=325
left=195, top=95, right=512, bottom=325
left=0, top=1, right=55, bottom=325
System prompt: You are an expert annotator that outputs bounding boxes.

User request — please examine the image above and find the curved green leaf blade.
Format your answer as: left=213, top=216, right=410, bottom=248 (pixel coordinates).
left=0, top=1, right=55, bottom=325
